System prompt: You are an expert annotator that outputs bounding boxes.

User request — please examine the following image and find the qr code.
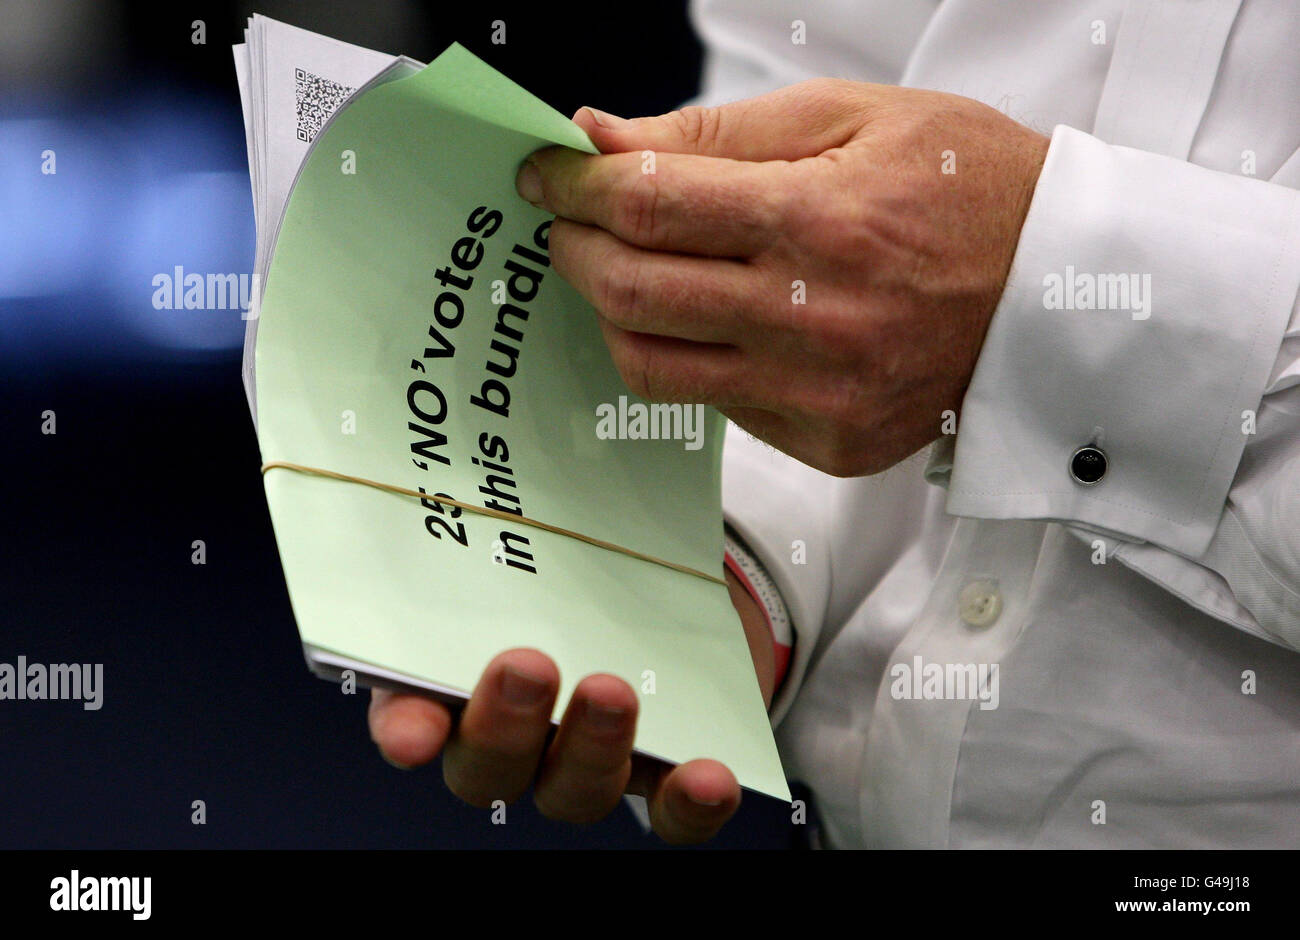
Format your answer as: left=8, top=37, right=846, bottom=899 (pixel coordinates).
left=294, top=67, right=356, bottom=143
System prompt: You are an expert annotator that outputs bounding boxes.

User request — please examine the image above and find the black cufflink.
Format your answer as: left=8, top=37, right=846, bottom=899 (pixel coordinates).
left=1069, top=444, right=1107, bottom=485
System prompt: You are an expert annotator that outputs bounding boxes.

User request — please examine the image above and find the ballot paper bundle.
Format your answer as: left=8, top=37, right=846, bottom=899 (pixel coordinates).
left=233, top=15, right=788, bottom=799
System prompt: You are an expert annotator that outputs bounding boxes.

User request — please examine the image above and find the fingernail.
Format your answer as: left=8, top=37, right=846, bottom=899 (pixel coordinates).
left=688, top=793, right=724, bottom=807
left=581, top=106, right=625, bottom=129
left=583, top=701, right=628, bottom=733
left=501, top=665, right=550, bottom=707
left=515, top=159, right=543, bottom=205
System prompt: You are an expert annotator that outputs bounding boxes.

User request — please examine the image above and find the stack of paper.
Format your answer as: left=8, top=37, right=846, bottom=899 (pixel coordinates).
left=233, top=15, right=788, bottom=800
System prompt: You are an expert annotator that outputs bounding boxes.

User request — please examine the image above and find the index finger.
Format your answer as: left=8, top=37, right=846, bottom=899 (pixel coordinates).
left=517, top=147, right=789, bottom=258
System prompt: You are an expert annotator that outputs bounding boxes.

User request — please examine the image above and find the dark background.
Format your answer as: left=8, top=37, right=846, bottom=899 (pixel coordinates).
left=0, top=0, right=797, bottom=848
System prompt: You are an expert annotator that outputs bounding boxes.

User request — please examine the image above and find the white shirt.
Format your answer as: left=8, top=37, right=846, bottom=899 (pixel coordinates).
left=701, top=0, right=1300, bottom=847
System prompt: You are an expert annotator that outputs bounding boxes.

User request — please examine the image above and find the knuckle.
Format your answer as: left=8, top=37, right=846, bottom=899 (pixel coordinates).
left=670, top=104, right=723, bottom=152
left=534, top=766, right=630, bottom=823
left=617, top=168, right=664, bottom=244
left=796, top=76, right=858, bottom=101
left=461, top=731, right=544, bottom=765
left=548, top=157, right=578, bottom=209
left=784, top=171, right=852, bottom=246
left=780, top=172, right=834, bottom=240
left=443, top=748, right=535, bottom=807
left=546, top=219, right=575, bottom=276
left=563, top=738, right=629, bottom=776
left=598, top=257, right=645, bottom=326
left=758, top=163, right=797, bottom=238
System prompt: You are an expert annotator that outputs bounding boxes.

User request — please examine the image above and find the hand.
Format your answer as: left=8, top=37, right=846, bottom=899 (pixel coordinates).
left=516, top=80, right=1050, bottom=476
left=368, top=567, right=775, bottom=843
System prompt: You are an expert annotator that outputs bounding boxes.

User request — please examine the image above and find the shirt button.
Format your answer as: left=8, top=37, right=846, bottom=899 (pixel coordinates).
left=1069, top=445, right=1107, bottom=485
left=958, top=580, right=1002, bottom=628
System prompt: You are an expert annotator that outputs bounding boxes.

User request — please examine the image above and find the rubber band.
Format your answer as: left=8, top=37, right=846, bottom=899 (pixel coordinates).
left=260, top=460, right=727, bottom=586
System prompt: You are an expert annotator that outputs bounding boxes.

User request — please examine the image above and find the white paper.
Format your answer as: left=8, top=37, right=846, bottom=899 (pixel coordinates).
left=233, top=15, right=403, bottom=423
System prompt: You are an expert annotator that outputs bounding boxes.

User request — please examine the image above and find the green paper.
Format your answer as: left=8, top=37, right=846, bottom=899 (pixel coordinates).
left=254, top=43, right=789, bottom=801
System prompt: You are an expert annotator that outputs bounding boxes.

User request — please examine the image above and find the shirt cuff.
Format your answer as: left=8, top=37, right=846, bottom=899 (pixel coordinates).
left=940, top=123, right=1300, bottom=557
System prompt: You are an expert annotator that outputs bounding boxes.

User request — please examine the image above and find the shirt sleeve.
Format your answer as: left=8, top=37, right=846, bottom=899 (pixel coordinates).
left=930, top=123, right=1300, bottom=649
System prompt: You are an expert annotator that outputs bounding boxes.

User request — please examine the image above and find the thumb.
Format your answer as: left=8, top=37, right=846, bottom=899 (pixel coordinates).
left=572, top=78, right=872, bottom=162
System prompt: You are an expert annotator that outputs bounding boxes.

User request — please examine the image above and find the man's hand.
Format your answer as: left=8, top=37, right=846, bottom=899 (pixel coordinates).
left=368, top=566, right=774, bottom=843
left=516, top=80, right=1050, bottom=476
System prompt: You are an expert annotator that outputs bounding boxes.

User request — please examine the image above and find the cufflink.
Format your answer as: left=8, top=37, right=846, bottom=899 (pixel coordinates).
left=1069, top=444, right=1107, bottom=485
